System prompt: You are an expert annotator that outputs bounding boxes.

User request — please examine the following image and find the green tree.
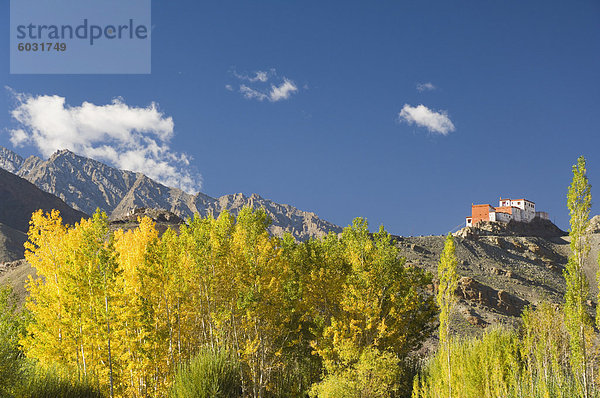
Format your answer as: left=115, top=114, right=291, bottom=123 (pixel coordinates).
left=564, top=156, right=593, bottom=397
left=437, top=233, right=458, bottom=398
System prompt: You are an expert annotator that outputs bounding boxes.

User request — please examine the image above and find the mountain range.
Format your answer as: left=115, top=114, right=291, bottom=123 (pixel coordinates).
left=0, top=146, right=342, bottom=241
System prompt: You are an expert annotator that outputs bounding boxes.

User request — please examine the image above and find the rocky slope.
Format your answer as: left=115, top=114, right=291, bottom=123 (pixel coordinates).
left=394, top=220, right=585, bottom=339
left=0, top=223, right=27, bottom=263
left=0, top=146, right=341, bottom=241
left=0, top=167, right=87, bottom=233
left=0, top=259, right=33, bottom=303
left=0, top=167, right=88, bottom=262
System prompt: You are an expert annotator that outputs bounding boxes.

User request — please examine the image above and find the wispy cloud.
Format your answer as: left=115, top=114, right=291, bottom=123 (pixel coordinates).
left=416, top=82, right=436, bottom=92
left=233, top=69, right=273, bottom=83
left=228, top=68, right=300, bottom=102
left=7, top=90, right=201, bottom=193
left=398, top=104, right=455, bottom=135
left=240, top=85, right=268, bottom=101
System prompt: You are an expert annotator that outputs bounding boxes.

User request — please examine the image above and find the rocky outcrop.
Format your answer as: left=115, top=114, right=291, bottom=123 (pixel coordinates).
left=455, top=218, right=566, bottom=240
left=505, top=218, right=567, bottom=238
left=460, top=307, right=488, bottom=327
left=0, top=259, right=28, bottom=275
left=589, top=215, right=600, bottom=234
left=109, top=208, right=184, bottom=235
left=117, top=207, right=184, bottom=224
left=458, top=276, right=527, bottom=317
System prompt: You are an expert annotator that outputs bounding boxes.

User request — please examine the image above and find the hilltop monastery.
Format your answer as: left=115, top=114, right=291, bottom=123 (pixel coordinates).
left=466, top=197, right=549, bottom=227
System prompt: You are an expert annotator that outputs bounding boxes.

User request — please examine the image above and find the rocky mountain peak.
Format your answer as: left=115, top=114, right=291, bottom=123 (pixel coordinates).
left=0, top=147, right=24, bottom=173
left=50, top=148, right=75, bottom=158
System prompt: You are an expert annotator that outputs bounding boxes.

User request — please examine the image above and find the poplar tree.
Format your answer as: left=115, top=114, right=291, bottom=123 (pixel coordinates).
left=564, top=155, right=592, bottom=398
left=312, top=219, right=436, bottom=396
left=113, top=216, right=159, bottom=396
left=22, top=209, right=70, bottom=367
left=437, top=233, right=458, bottom=398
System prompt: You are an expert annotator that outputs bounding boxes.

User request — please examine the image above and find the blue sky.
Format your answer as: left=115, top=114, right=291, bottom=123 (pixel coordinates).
left=1, top=0, right=599, bottom=236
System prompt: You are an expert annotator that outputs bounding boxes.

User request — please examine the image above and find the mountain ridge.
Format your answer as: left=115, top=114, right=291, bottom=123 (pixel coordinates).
left=0, top=167, right=88, bottom=261
left=0, top=167, right=87, bottom=233
left=0, top=146, right=342, bottom=241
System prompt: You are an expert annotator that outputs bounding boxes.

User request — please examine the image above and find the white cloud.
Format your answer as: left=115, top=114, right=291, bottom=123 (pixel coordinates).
left=8, top=91, right=201, bottom=193
left=269, top=79, right=298, bottom=102
left=229, top=68, right=300, bottom=102
left=416, top=82, right=436, bottom=92
left=225, top=84, right=233, bottom=91
left=398, top=104, right=455, bottom=135
left=237, top=79, right=298, bottom=103
left=9, top=128, right=28, bottom=147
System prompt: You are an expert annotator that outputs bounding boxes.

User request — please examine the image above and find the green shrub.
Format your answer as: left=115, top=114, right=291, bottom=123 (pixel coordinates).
left=310, top=347, right=403, bottom=398
left=18, top=367, right=104, bottom=398
left=309, top=373, right=358, bottom=398
left=171, top=347, right=241, bottom=398
left=0, top=286, right=28, bottom=397
left=412, top=317, right=591, bottom=398
left=412, top=328, right=519, bottom=398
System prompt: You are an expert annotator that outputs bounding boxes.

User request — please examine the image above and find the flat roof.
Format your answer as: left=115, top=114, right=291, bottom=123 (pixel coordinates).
left=499, top=198, right=535, bottom=204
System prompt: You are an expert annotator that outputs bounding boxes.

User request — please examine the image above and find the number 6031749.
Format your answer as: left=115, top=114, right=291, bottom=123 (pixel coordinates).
left=17, top=42, right=66, bottom=51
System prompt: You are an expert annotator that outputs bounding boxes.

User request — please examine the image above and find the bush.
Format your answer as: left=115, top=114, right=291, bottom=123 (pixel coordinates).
left=412, top=313, right=592, bottom=398
left=0, top=286, right=28, bottom=397
left=18, top=367, right=104, bottom=398
left=171, top=347, right=241, bottom=398
left=310, top=347, right=403, bottom=398
left=412, top=328, right=519, bottom=398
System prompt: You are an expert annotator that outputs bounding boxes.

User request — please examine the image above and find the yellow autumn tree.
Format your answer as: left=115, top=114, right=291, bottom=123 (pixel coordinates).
left=22, top=209, right=71, bottom=367
left=113, top=216, right=159, bottom=396
left=24, top=210, right=121, bottom=397
left=228, top=207, right=296, bottom=397
left=311, top=218, right=437, bottom=397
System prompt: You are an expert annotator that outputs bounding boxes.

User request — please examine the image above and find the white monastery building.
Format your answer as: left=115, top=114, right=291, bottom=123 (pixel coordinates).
left=465, top=197, right=549, bottom=227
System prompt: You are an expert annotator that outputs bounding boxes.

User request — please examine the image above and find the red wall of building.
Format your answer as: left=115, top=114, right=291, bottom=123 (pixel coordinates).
left=471, top=204, right=492, bottom=224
